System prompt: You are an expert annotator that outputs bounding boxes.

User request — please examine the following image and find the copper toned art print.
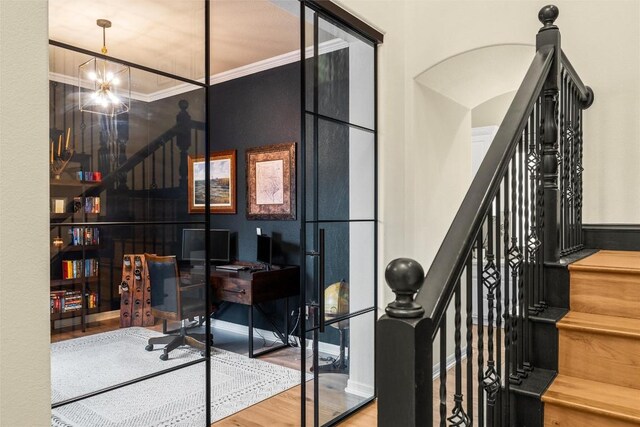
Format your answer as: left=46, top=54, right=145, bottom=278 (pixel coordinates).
left=246, top=143, right=296, bottom=220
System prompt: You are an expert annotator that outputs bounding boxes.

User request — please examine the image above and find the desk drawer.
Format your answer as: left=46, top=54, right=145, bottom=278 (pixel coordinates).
left=215, top=278, right=251, bottom=304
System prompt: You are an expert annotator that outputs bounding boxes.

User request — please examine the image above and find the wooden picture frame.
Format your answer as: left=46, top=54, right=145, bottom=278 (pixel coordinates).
left=246, top=142, right=296, bottom=220
left=188, top=150, right=237, bottom=214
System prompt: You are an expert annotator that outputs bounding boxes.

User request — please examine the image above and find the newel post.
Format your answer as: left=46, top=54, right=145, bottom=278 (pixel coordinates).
left=377, top=258, right=432, bottom=427
left=537, top=5, right=562, bottom=262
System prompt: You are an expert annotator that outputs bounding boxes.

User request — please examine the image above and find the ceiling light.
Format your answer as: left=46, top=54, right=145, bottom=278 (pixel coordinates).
left=78, top=19, right=130, bottom=116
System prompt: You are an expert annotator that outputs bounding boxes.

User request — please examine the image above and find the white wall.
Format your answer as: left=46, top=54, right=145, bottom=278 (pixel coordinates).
left=337, top=0, right=640, bottom=306
left=0, top=0, right=51, bottom=425
left=472, top=91, right=516, bottom=128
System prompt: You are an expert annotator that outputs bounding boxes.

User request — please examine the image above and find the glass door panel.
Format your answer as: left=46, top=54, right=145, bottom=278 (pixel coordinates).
left=317, top=311, right=375, bottom=425
left=302, top=5, right=376, bottom=426
left=304, top=222, right=375, bottom=330
left=304, top=16, right=375, bottom=131
left=304, top=115, right=375, bottom=222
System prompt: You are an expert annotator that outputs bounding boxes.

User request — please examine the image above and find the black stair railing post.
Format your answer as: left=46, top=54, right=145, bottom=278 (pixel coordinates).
left=377, top=258, right=432, bottom=427
left=537, top=5, right=562, bottom=263
left=175, top=99, right=192, bottom=193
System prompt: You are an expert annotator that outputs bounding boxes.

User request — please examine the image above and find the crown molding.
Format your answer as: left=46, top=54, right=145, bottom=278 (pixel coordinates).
left=49, top=38, right=349, bottom=103
left=48, top=71, right=152, bottom=103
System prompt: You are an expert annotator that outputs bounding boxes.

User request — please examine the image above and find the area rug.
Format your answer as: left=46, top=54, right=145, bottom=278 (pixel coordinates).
left=51, top=327, right=300, bottom=426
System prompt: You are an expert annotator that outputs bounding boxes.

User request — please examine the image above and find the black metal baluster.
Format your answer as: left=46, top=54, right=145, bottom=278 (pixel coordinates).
left=517, top=133, right=527, bottom=378
left=535, top=97, right=545, bottom=309
left=466, top=257, right=474, bottom=423
left=577, top=106, right=584, bottom=247
left=476, top=232, right=485, bottom=427
left=531, top=100, right=543, bottom=312
left=565, top=79, right=572, bottom=251
left=572, top=83, right=580, bottom=250
left=522, top=116, right=532, bottom=375
left=495, top=187, right=503, bottom=424
left=482, top=206, right=500, bottom=426
left=502, top=167, right=511, bottom=425
left=171, top=139, right=175, bottom=188
left=527, top=109, right=538, bottom=314
left=440, top=321, right=447, bottom=427
left=509, top=155, right=521, bottom=386
left=162, top=141, right=166, bottom=191
left=559, top=69, right=566, bottom=252
left=448, top=279, right=470, bottom=426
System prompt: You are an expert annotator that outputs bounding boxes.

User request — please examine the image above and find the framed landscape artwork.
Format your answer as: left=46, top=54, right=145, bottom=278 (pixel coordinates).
left=246, top=142, right=296, bottom=220
left=188, top=150, right=237, bottom=214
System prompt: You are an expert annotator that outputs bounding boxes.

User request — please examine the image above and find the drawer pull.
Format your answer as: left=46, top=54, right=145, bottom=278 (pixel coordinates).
left=223, top=289, right=246, bottom=295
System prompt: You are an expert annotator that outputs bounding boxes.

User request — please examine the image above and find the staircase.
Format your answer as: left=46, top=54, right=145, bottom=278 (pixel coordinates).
left=542, top=250, right=640, bottom=426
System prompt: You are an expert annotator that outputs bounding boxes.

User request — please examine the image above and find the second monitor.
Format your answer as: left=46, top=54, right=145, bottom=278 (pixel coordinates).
left=182, top=228, right=230, bottom=263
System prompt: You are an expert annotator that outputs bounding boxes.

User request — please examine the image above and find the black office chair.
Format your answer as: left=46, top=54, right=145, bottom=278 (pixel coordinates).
left=143, top=254, right=211, bottom=360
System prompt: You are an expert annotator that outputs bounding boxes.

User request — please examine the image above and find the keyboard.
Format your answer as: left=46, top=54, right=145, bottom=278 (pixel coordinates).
left=216, top=265, right=249, bottom=272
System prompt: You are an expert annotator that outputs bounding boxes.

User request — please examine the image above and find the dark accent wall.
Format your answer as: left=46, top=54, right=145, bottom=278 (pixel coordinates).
left=210, top=62, right=301, bottom=265
left=207, top=61, right=301, bottom=330
left=207, top=51, right=351, bottom=336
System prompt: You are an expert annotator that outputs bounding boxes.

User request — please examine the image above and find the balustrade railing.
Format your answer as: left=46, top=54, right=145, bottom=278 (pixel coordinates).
left=376, top=6, right=593, bottom=426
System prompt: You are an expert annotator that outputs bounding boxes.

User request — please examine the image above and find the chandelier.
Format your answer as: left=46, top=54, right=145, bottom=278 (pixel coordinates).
left=78, top=19, right=130, bottom=116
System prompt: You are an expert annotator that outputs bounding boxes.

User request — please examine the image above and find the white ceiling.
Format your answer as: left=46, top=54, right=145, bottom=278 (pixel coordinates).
left=49, top=0, right=318, bottom=96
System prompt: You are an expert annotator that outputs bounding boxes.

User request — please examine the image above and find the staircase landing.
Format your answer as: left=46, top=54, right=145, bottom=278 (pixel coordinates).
left=542, top=250, right=640, bottom=426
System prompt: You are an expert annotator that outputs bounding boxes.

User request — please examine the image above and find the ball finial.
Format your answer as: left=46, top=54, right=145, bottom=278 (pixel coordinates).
left=538, top=5, right=559, bottom=29
left=384, top=258, right=425, bottom=318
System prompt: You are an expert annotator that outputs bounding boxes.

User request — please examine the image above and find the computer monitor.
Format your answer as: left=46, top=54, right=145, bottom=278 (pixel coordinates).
left=181, top=229, right=230, bottom=262
left=257, top=234, right=272, bottom=267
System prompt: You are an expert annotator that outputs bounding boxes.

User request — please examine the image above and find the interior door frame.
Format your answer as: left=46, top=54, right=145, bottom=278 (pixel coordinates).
left=298, top=2, right=380, bottom=425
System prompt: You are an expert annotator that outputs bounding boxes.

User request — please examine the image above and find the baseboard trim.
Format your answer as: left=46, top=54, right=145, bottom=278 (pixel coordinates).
left=583, top=224, right=640, bottom=251
left=211, top=318, right=341, bottom=357
left=345, top=379, right=374, bottom=398
left=432, top=346, right=468, bottom=380
left=53, top=310, right=119, bottom=329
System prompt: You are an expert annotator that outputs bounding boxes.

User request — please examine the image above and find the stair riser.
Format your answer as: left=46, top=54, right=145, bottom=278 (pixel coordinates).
left=570, top=270, right=640, bottom=319
left=545, top=403, right=638, bottom=427
left=558, top=329, right=640, bottom=390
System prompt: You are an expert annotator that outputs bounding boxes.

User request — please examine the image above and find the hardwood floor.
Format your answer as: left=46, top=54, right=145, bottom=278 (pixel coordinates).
left=214, top=325, right=502, bottom=426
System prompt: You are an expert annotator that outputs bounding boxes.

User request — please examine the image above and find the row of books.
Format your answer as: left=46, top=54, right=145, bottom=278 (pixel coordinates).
left=69, top=227, right=100, bottom=246
left=73, top=196, right=101, bottom=214
left=50, top=290, right=98, bottom=314
left=61, top=259, right=99, bottom=279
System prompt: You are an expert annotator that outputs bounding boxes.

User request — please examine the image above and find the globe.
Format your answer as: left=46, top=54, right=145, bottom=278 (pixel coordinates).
left=324, top=280, right=349, bottom=329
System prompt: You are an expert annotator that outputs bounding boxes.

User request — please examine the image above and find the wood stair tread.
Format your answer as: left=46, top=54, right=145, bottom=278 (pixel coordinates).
left=542, top=375, right=640, bottom=424
left=557, top=311, right=640, bottom=338
left=570, top=250, right=640, bottom=274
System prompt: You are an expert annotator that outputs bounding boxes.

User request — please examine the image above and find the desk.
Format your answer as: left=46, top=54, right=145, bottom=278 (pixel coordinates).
left=187, top=265, right=299, bottom=358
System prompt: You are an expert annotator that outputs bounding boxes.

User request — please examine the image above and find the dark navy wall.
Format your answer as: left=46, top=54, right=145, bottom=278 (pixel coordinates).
left=209, top=62, right=301, bottom=266
left=208, top=61, right=301, bottom=330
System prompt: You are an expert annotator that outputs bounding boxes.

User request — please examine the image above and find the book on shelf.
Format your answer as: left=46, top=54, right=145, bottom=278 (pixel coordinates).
left=50, top=290, right=98, bottom=314
left=72, top=196, right=100, bottom=214
left=61, top=259, right=99, bottom=279
left=68, top=227, right=100, bottom=246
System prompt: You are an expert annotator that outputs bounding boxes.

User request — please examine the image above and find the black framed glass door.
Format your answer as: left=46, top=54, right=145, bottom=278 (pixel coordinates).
left=300, top=4, right=377, bottom=426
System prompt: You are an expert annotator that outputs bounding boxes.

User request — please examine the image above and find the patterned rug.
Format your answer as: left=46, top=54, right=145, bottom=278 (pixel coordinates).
left=51, top=327, right=300, bottom=426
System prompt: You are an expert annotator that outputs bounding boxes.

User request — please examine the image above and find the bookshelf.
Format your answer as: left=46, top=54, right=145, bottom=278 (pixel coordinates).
left=50, top=161, right=103, bottom=332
